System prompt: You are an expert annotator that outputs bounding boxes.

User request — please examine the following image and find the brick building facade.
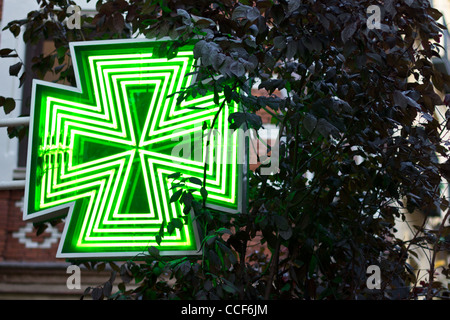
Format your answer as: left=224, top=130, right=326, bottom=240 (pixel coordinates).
left=0, top=190, right=60, bottom=262
left=0, top=189, right=112, bottom=299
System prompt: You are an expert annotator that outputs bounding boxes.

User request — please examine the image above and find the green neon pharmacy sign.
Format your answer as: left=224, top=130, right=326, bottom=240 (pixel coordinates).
left=23, top=39, right=245, bottom=259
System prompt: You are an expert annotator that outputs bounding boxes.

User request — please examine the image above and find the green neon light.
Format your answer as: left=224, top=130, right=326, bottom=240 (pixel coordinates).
left=24, top=39, right=244, bottom=259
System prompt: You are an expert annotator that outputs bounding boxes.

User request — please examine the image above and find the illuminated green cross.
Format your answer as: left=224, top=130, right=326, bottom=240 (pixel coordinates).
left=24, top=39, right=244, bottom=259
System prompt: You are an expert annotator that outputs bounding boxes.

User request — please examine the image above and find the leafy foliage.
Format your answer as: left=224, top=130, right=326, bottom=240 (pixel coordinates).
left=4, top=0, right=450, bottom=299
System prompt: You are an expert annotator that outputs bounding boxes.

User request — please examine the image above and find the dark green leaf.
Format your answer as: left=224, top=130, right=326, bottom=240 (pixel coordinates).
left=279, top=226, right=293, bottom=240
left=200, top=187, right=208, bottom=200
left=10, top=25, right=20, bottom=38
left=170, top=189, right=183, bottom=203
left=148, top=246, right=160, bottom=257
left=91, top=287, right=103, bottom=300
left=97, top=262, right=106, bottom=272
left=109, top=262, right=120, bottom=272
left=232, top=5, right=251, bottom=21
left=9, top=61, right=22, bottom=76
left=167, top=172, right=181, bottom=180
left=216, top=228, right=232, bottom=235
left=188, top=177, right=202, bottom=185
left=172, top=218, right=184, bottom=229
left=303, top=113, right=317, bottom=134
left=179, top=260, right=191, bottom=275
left=287, top=0, right=300, bottom=14
left=221, top=278, right=239, bottom=294
left=273, top=36, right=286, bottom=49
left=224, top=85, right=232, bottom=103
left=19, top=72, right=26, bottom=88
left=35, top=223, right=47, bottom=236
left=103, top=281, right=112, bottom=297
left=228, top=112, right=262, bottom=130
left=341, top=21, right=357, bottom=43
left=167, top=222, right=175, bottom=235
left=0, top=48, right=13, bottom=56
left=213, top=86, right=220, bottom=105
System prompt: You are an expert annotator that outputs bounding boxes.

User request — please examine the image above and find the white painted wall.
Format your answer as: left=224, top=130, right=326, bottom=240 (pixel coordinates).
left=0, top=0, right=39, bottom=182
left=0, top=0, right=96, bottom=183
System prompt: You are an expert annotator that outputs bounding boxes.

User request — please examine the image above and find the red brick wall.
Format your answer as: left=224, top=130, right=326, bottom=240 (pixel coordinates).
left=0, top=190, right=62, bottom=262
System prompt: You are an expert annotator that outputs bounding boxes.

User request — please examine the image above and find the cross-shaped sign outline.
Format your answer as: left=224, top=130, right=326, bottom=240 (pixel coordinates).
left=23, top=38, right=246, bottom=259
